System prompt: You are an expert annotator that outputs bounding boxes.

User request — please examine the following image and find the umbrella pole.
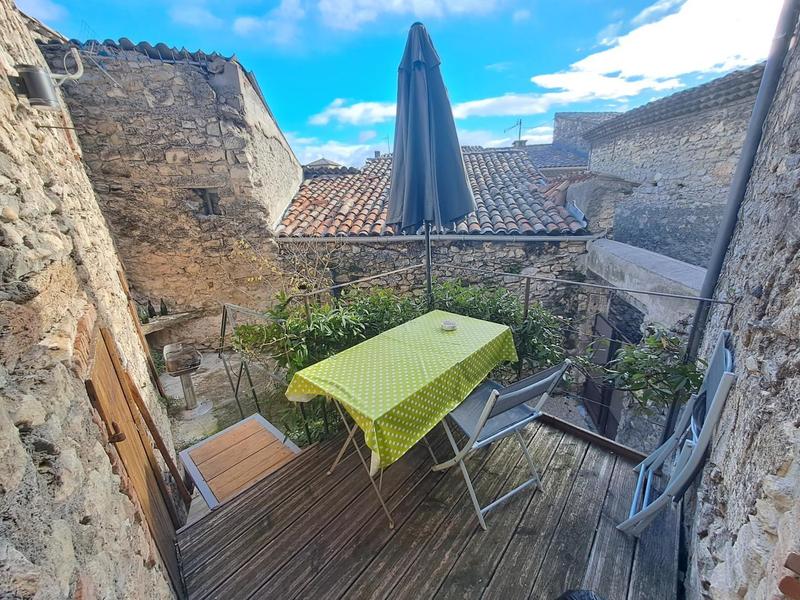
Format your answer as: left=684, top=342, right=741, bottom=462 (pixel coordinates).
left=425, top=221, right=433, bottom=310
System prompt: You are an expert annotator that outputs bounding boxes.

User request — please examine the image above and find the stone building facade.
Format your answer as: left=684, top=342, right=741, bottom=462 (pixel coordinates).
left=0, top=3, right=174, bottom=597
left=37, top=38, right=302, bottom=346
left=586, top=65, right=762, bottom=267
left=552, top=111, right=618, bottom=155
left=687, top=26, right=800, bottom=600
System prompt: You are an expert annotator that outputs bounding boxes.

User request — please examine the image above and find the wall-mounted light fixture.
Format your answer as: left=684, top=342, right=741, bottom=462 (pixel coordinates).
left=9, top=47, right=83, bottom=111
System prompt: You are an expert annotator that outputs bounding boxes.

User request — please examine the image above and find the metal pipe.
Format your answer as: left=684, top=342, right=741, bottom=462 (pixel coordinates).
left=685, top=0, right=800, bottom=361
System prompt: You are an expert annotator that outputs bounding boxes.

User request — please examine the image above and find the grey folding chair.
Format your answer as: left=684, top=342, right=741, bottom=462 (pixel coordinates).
left=432, top=360, right=572, bottom=530
left=617, top=330, right=735, bottom=536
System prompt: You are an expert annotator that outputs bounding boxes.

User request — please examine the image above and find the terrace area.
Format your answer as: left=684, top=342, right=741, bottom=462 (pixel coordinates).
left=176, top=420, right=678, bottom=600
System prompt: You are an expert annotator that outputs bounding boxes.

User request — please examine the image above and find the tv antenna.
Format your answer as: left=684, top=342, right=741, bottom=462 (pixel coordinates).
left=504, top=119, right=523, bottom=141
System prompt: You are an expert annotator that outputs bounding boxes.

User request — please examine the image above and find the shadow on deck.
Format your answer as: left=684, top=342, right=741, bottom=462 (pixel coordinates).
left=176, top=420, right=679, bottom=600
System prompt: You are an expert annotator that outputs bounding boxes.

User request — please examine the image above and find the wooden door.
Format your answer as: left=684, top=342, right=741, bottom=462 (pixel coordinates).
left=87, top=332, right=182, bottom=592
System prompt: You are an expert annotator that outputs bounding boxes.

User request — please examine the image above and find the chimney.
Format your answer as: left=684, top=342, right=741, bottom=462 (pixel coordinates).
left=512, top=139, right=527, bottom=148
left=374, top=150, right=381, bottom=158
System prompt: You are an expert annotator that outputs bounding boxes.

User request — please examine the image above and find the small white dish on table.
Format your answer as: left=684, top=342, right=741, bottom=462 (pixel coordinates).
left=441, top=319, right=458, bottom=331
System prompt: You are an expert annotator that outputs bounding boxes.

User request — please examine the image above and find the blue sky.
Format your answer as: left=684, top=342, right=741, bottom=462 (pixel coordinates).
left=19, top=0, right=782, bottom=166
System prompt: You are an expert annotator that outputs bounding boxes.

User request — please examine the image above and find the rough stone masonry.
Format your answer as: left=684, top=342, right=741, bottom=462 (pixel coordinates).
left=587, top=67, right=761, bottom=267
left=687, top=23, right=800, bottom=600
left=38, top=38, right=302, bottom=346
left=0, top=3, right=174, bottom=597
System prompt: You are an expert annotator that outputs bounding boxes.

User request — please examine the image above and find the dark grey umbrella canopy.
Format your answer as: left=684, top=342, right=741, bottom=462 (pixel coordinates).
left=387, top=22, right=476, bottom=232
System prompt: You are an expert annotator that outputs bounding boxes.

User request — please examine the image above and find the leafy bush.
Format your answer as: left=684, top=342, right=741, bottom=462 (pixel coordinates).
left=234, top=281, right=570, bottom=387
left=433, top=279, right=522, bottom=325
left=605, top=326, right=704, bottom=411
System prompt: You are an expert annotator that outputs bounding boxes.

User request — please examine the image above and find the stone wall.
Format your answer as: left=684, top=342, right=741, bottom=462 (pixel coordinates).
left=589, top=98, right=754, bottom=266
left=39, top=41, right=302, bottom=346
left=0, top=2, right=175, bottom=597
left=568, top=174, right=635, bottom=237
left=553, top=112, right=618, bottom=154
left=281, top=238, right=592, bottom=319
left=687, top=24, right=800, bottom=599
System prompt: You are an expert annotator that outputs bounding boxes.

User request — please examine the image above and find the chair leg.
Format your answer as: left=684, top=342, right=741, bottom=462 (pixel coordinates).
left=422, top=434, right=438, bottom=463
left=442, top=420, right=487, bottom=530
left=515, top=429, right=542, bottom=490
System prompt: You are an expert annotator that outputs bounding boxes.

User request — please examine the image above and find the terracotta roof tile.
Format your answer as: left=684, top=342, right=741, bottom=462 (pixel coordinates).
left=277, top=147, right=588, bottom=237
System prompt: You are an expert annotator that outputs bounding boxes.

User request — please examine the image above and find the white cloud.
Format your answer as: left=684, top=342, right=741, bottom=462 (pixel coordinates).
left=485, top=62, right=513, bottom=72
left=563, top=0, right=779, bottom=83
left=309, top=98, right=396, bottom=125
left=358, top=129, right=378, bottom=142
left=169, top=5, right=224, bottom=29
left=631, top=0, right=684, bottom=26
left=596, top=21, right=622, bottom=47
left=512, top=9, right=531, bottom=23
left=295, top=140, right=378, bottom=167
left=458, top=125, right=553, bottom=148
left=234, top=0, right=305, bottom=45
left=308, top=0, right=780, bottom=125
left=460, top=0, right=779, bottom=118
left=317, top=0, right=500, bottom=31
left=15, top=0, right=66, bottom=21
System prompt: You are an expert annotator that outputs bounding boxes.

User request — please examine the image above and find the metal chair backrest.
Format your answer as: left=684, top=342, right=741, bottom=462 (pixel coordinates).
left=689, top=331, right=733, bottom=439
left=488, top=361, right=570, bottom=418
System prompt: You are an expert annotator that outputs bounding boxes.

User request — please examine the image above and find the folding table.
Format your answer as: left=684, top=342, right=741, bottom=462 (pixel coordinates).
left=286, top=309, right=518, bottom=527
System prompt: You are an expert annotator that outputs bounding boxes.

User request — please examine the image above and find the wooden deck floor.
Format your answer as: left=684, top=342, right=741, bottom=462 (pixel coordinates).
left=176, top=421, right=679, bottom=600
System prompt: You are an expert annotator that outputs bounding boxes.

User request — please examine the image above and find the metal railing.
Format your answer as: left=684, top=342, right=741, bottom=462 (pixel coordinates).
left=216, top=261, right=735, bottom=452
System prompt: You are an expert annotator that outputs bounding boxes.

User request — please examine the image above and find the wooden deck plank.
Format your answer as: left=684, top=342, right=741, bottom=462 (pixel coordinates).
left=386, top=426, right=546, bottom=600
left=207, top=444, right=295, bottom=502
left=178, top=435, right=348, bottom=544
left=180, top=440, right=364, bottom=578
left=343, top=427, right=512, bottom=600
left=188, top=419, right=263, bottom=465
left=627, top=497, right=680, bottom=600
left=253, top=434, right=452, bottom=599
left=582, top=457, right=639, bottom=600
left=528, top=444, right=616, bottom=600
left=481, top=434, right=589, bottom=600
left=176, top=423, right=680, bottom=600
left=433, top=426, right=564, bottom=600
left=206, top=441, right=435, bottom=600
left=197, top=429, right=279, bottom=480
left=293, top=457, right=448, bottom=600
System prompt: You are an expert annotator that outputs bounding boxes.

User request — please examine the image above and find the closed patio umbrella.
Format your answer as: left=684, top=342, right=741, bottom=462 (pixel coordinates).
left=386, top=22, right=476, bottom=306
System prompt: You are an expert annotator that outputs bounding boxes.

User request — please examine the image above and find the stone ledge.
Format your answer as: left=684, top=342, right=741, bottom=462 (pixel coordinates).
left=582, top=238, right=706, bottom=326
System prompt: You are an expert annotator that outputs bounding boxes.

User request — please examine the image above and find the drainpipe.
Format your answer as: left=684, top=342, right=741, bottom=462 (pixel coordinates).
left=660, top=0, right=800, bottom=445
left=685, top=0, right=800, bottom=362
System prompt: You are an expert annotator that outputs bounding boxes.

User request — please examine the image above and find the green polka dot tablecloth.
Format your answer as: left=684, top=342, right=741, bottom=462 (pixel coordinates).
left=286, top=310, right=518, bottom=469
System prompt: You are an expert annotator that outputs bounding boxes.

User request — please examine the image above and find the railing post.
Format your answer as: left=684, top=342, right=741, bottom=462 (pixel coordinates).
left=518, top=277, right=532, bottom=379
left=522, top=277, right=531, bottom=321
left=218, top=304, right=228, bottom=359
left=303, top=295, right=312, bottom=325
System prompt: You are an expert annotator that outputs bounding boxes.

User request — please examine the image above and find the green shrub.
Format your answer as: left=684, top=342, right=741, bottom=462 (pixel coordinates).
left=605, top=326, right=704, bottom=412
left=432, top=279, right=521, bottom=325
left=233, top=282, right=569, bottom=383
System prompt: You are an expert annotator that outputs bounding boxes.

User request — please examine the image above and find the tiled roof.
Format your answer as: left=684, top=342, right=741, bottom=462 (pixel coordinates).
left=38, top=38, right=234, bottom=64
left=277, top=147, right=588, bottom=238
left=525, top=144, right=588, bottom=169
left=303, top=165, right=361, bottom=179
left=585, top=64, right=764, bottom=141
